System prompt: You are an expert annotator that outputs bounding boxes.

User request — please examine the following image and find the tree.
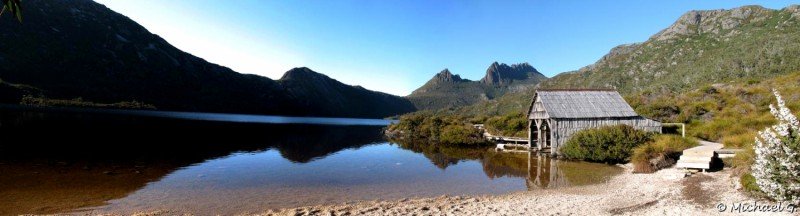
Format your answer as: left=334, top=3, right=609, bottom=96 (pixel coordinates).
left=752, top=89, right=800, bottom=204
left=1, top=0, right=22, bottom=22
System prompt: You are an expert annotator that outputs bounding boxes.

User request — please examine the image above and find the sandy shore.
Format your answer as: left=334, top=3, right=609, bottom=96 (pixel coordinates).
left=251, top=165, right=787, bottom=216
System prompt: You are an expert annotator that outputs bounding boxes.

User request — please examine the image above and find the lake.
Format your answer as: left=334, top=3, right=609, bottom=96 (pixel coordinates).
left=0, top=107, right=622, bottom=215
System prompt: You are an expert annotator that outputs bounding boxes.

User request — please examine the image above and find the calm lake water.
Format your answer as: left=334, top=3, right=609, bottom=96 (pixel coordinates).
left=0, top=107, right=622, bottom=215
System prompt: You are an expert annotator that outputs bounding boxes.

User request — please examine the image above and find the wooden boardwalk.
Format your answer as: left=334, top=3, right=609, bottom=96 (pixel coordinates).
left=484, top=132, right=529, bottom=144
left=676, top=140, right=723, bottom=171
left=474, top=124, right=532, bottom=152
left=474, top=124, right=529, bottom=145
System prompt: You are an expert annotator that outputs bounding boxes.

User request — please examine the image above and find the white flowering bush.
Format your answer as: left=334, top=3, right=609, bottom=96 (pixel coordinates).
left=752, top=89, right=800, bottom=204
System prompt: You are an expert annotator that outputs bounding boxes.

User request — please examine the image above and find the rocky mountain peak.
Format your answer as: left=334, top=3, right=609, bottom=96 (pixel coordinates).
left=510, top=62, right=535, bottom=71
left=480, top=62, right=542, bottom=85
left=436, top=68, right=453, bottom=77
left=787, top=4, right=800, bottom=12
left=431, top=69, right=464, bottom=83
left=280, top=67, right=322, bottom=80
left=785, top=5, right=800, bottom=18
left=651, top=5, right=773, bottom=41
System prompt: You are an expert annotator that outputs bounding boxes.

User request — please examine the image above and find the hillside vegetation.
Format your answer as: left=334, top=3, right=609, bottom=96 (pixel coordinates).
left=540, top=5, right=800, bottom=94
left=626, top=72, right=800, bottom=148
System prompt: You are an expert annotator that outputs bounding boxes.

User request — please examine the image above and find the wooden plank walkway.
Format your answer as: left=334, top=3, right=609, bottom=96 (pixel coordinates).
left=474, top=124, right=529, bottom=144
left=715, top=148, right=744, bottom=158
left=484, top=131, right=528, bottom=144
left=676, top=140, right=724, bottom=171
left=475, top=124, right=538, bottom=153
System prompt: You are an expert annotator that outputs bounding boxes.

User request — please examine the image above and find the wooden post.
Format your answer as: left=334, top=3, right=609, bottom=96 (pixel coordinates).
left=542, top=123, right=548, bottom=152
left=528, top=120, right=533, bottom=149
left=662, top=123, right=686, bottom=137
left=682, top=123, right=686, bottom=138
left=548, top=119, right=557, bottom=156
left=533, top=119, right=542, bottom=151
left=535, top=119, right=543, bottom=151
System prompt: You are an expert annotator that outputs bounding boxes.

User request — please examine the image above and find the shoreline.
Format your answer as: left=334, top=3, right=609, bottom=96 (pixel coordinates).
left=255, top=165, right=774, bottom=216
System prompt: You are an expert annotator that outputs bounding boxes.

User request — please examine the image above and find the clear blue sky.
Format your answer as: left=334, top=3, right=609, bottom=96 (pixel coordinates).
left=94, top=0, right=798, bottom=96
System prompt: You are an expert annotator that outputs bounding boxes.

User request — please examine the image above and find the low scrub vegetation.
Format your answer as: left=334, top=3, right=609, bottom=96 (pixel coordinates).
left=388, top=111, right=529, bottom=146
left=21, top=95, right=156, bottom=109
left=386, top=112, right=489, bottom=146
left=739, top=173, right=764, bottom=196
left=484, top=112, right=527, bottom=137
left=560, top=125, right=655, bottom=163
left=627, top=73, right=800, bottom=149
left=631, top=135, right=698, bottom=173
left=625, top=72, right=800, bottom=191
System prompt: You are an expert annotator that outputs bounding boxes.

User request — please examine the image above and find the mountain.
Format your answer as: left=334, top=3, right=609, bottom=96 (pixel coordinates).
left=0, top=0, right=414, bottom=118
left=426, top=69, right=467, bottom=84
left=279, top=67, right=415, bottom=118
left=407, top=62, right=547, bottom=110
left=480, top=62, right=545, bottom=86
left=540, top=5, right=800, bottom=93
left=452, top=5, right=800, bottom=117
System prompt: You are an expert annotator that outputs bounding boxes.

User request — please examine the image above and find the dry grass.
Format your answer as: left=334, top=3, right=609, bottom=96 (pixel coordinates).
left=631, top=135, right=698, bottom=173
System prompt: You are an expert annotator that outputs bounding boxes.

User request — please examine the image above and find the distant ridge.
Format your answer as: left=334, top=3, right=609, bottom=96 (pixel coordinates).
left=407, top=62, right=547, bottom=110
left=0, top=0, right=415, bottom=118
left=279, top=67, right=416, bottom=118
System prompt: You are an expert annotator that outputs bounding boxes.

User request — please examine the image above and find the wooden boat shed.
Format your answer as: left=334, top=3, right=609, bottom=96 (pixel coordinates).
left=527, top=89, right=661, bottom=155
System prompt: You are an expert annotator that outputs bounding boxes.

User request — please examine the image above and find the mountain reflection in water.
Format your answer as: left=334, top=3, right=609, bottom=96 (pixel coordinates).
left=0, top=108, right=620, bottom=215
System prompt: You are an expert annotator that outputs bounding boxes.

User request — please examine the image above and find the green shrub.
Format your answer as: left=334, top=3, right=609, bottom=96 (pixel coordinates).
left=740, top=173, right=764, bottom=196
left=484, top=112, right=527, bottom=137
left=467, top=115, right=489, bottom=124
left=560, top=125, right=655, bottom=163
left=439, top=125, right=485, bottom=145
left=387, top=112, right=489, bottom=146
left=635, top=102, right=681, bottom=123
left=631, top=135, right=698, bottom=173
